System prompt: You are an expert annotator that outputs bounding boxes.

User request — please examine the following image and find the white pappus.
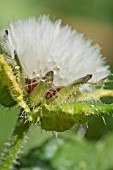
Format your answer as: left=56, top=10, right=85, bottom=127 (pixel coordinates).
left=0, top=15, right=110, bottom=92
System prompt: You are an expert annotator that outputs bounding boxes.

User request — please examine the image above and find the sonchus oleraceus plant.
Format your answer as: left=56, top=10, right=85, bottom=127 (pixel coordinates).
left=0, top=16, right=113, bottom=169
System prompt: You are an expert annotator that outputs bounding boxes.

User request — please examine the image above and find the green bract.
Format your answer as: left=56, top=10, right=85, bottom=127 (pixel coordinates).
left=0, top=54, right=113, bottom=132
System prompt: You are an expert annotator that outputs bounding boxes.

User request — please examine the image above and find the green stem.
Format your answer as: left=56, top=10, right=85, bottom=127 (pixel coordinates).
left=0, top=113, right=31, bottom=170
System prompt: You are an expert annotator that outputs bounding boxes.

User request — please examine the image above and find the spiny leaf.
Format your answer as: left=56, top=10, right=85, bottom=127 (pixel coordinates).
left=0, top=55, right=30, bottom=112
left=31, top=102, right=113, bottom=132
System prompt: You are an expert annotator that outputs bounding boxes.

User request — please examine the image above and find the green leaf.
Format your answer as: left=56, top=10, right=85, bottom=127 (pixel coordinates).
left=38, top=102, right=113, bottom=132
left=0, top=86, right=15, bottom=107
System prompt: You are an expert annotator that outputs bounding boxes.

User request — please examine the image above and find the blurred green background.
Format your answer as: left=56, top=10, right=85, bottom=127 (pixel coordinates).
left=0, top=0, right=113, bottom=169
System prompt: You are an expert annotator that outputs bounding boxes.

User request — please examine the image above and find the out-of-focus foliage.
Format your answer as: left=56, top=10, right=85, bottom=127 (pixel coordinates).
left=1, top=0, right=113, bottom=25
left=40, top=0, right=113, bottom=24
left=18, top=133, right=113, bottom=170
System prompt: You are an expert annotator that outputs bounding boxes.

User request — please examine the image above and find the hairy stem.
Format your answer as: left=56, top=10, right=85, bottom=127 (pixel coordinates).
left=0, top=113, right=31, bottom=170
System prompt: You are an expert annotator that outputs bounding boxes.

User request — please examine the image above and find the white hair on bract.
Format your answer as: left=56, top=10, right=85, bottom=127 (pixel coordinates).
left=0, top=16, right=110, bottom=87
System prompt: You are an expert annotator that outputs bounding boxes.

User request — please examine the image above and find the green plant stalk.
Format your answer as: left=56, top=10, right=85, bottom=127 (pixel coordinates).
left=0, top=113, right=30, bottom=170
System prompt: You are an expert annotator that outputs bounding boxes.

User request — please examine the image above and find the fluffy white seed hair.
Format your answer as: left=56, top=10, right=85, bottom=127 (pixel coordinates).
left=0, top=16, right=110, bottom=86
